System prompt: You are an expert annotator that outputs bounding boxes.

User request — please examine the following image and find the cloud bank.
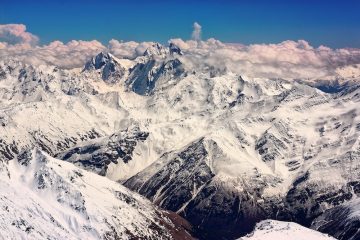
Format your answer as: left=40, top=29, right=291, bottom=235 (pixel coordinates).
left=108, top=40, right=155, bottom=59
left=0, top=24, right=39, bottom=46
left=170, top=38, right=360, bottom=79
left=1, top=23, right=360, bottom=80
left=0, top=39, right=106, bottom=69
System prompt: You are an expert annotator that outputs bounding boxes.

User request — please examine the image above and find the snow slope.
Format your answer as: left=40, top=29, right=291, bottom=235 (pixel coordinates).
left=239, top=220, right=335, bottom=240
left=0, top=149, right=194, bottom=240
left=0, top=43, right=359, bottom=239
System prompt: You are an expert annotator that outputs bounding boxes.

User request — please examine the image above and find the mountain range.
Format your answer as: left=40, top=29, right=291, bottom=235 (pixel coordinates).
left=0, top=42, right=359, bottom=239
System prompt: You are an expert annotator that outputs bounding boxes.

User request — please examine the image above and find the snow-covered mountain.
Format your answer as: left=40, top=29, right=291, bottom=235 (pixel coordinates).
left=83, top=52, right=128, bottom=84
left=239, top=220, right=335, bottom=240
left=0, top=148, right=194, bottom=239
left=0, top=42, right=359, bottom=239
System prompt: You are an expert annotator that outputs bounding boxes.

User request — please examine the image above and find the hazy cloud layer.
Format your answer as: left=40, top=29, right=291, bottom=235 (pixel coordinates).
left=108, top=39, right=155, bottom=59
left=1, top=23, right=360, bottom=80
left=0, top=39, right=106, bottom=69
left=0, top=24, right=39, bottom=46
left=170, top=38, right=360, bottom=79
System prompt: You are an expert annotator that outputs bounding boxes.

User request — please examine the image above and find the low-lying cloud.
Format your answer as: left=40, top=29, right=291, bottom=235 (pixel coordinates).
left=170, top=38, right=360, bottom=79
left=1, top=23, right=360, bottom=80
left=108, top=39, right=155, bottom=59
left=0, top=39, right=106, bottom=69
left=0, top=24, right=39, bottom=46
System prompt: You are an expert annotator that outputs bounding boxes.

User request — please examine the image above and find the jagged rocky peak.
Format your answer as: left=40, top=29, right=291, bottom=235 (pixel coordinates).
left=169, top=42, right=183, bottom=55
left=143, top=42, right=170, bottom=57
left=127, top=43, right=186, bottom=95
left=84, top=51, right=126, bottom=83
left=84, top=51, right=115, bottom=70
left=143, top=42, right=183, bottom=58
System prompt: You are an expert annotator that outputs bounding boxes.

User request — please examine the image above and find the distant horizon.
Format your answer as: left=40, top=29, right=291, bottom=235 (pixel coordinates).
left=1, top=0, right=360, bottom=77
left=1, top=0, right=360, bottom=49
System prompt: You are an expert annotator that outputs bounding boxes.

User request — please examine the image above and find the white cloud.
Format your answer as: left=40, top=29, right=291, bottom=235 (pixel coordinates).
left=108, top=39, right=154, bottom=59
left=170, top=38, right=360, bottom=79
left=0, top=39, right=105, bottom=68
left=191, top=22, right=202, bottom=41
left=0, top=24, right=39, bottom=45
left=1, top=23, right=360, bottom=79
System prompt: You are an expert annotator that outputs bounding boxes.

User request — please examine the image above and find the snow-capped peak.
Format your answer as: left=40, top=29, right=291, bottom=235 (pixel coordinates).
left=143, top=43, right=170, bottom=57
left=142, top=42, right=183, bottom=58
left=84, top=51, right=117, bottom=70
left=83, top=51, right=127, bottom=83
left=169, top=43, right=183, bottom=56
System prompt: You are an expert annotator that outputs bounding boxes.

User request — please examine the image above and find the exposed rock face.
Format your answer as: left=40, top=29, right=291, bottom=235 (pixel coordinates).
left=84, top=52, right=126, bottom=84
left=311, top=199, right=360, bottom=240
left=57, top=128, right=149, bottom=176
left=125, top=138, right=215, bottom=212
left=124, top=137, right=283, bottom=239
left=169, top=43, right=183, bottom=56
left=127, top=46, right=186, bottom=95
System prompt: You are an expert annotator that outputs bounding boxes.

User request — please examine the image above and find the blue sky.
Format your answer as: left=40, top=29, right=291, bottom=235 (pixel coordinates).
left=1, top=0, right=359, bottom=48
